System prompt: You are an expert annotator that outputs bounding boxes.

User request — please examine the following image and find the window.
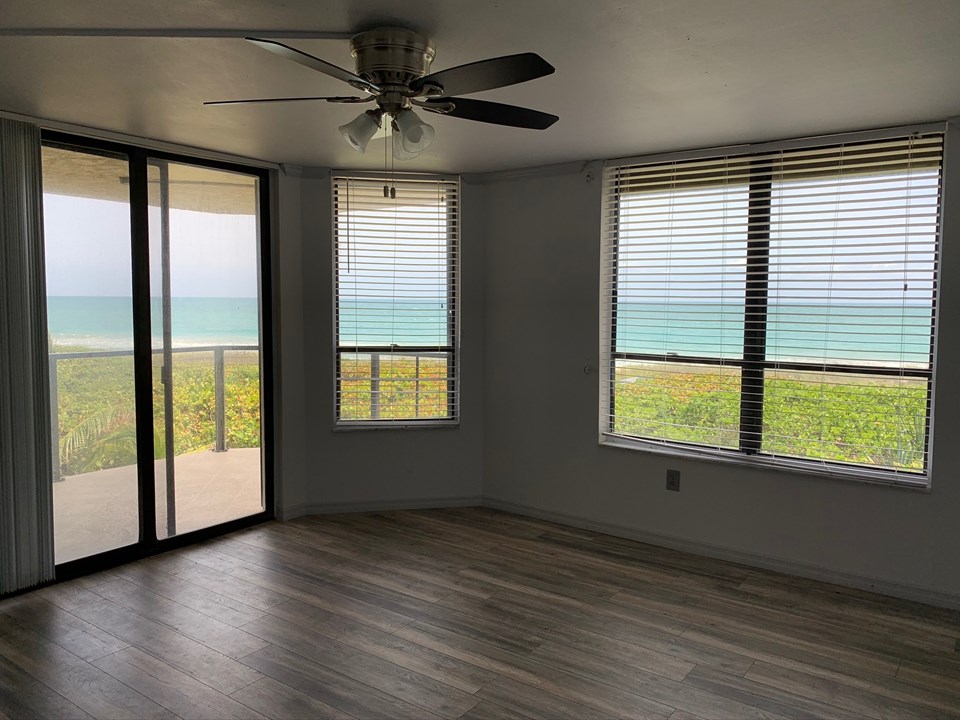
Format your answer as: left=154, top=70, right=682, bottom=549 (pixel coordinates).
left=601, top=131, right=943, bottom=485
left=334, top=175, right=459, bottom=426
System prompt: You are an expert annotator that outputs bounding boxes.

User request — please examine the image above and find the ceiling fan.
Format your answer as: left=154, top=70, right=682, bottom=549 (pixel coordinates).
left=206, top=27, right=558, bottom=159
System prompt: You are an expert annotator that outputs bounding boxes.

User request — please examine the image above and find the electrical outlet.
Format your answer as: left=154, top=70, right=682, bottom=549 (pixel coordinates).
left=666, top=469, right=680, bottom=492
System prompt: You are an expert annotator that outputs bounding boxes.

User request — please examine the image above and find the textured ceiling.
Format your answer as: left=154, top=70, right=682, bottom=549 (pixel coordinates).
left=1, top=0, right=959, bottom=173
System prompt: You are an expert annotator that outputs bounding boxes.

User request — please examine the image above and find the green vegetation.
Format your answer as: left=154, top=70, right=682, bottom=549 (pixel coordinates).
left=53, top=350, right=261, bottom=478
left=614, top=363, right=927, bottom=471
left=339, top=354, right=450, bottom=420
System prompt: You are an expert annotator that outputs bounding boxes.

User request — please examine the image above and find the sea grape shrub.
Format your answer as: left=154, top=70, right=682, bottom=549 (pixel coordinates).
left=55, top=352, right=262, bottom=476
left=614, top=365, right=926, bottom=471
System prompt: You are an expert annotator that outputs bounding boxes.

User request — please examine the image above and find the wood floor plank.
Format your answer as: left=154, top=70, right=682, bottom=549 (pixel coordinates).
left=35, top=581, right=103, bottom=612
left=476, top=676, right=617, bottom=720
left=239, top=644, right=445, bottom=720
left=0, top=653, right=94, bottom=720
left=896, top=659, right=960, bottom=698
left=0, top=614, right=174, bottom=719
left=394, top=621, right=677, bottom=719
left=229, top=677, right=357, bottom=720
left=142, top=553, right=290, bottom=612
left=683, top=664, right=871, bottom=720
left=667, top=711, right=708, bottom=720
left=490, top=583, right=690, bottom=642
left=349, top=512, right=677, bottom=602
left=434, top=590, right=742, bottom=679
left=212, top=534, right=456, bottom=604
left=685, top=625, right=960, bottom=716
left=0, top=595, right=129, bottom=662
left=111, top=560, right=266, bottom=627
left=314, top=512, right=658, bottom=603
left=698, top=592, right=959, bottom=656
left=70, top=599, right=263, bottom=695
left=534, top=531, right=747, bottom=589
left=681, top=624, right=900, bottom=681
left=93, top=646, right=267, bottom=719
left=433, top=592, right=698, bottom=681
left=622, top=593, right=903, bottom=677
left=457, top=699, right=534, bottom=720
left=89, top=578, right=268, bottom=659
left=264, top=598, right=499, bottom=692
left=240, top=613, right=480, bottom=718
left=224, top=562, right=414, bottom=632
left=279, top=519, right=488, bottom=594
left=204, top=537, right=444, bottom=621
left=745, top=660, right=960, bottom=720
left=528, top=639, right=786, bottom=720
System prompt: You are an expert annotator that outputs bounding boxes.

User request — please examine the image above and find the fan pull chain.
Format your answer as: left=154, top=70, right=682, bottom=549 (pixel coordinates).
left=384, top=120, right=390, bottom=197
left=390, top=122, right=397, bottom=198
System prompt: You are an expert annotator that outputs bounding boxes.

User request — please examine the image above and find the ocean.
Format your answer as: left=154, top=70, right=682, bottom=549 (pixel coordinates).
left=47, top=296, right=260, bottom=350
left=47, top=296, right=934, bottom=366
left=614, top=302, right=933, bottom=366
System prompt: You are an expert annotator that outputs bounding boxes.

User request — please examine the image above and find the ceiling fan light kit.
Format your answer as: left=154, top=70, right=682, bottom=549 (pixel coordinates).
left=338, top=108, right=383, bottom=153
left=393, top=108, right=435, bottom=153
left=207, top=26, right=559, bottom=159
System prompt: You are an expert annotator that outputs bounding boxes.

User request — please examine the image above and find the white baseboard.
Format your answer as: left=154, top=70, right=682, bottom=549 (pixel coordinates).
left=279, top=496, right=482, bottom=521
left=483, top=497, right=960, bottom=611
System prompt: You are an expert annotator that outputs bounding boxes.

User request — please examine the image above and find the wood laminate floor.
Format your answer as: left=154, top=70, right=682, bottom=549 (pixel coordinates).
left=1, top=507, right=959, bottom=719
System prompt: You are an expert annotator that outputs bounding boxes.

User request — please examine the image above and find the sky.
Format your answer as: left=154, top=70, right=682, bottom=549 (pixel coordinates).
left=43, top=193, right=259, bottom=299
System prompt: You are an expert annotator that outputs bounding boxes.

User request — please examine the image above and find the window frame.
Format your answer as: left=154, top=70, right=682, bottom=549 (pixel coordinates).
left=331, top=171, right=460, bottom=429
left=600, top=125, right=944, bottom=488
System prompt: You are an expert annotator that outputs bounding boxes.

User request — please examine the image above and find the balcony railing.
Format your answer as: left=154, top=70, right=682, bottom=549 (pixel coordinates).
left=337, top=349, right=452, bottom=421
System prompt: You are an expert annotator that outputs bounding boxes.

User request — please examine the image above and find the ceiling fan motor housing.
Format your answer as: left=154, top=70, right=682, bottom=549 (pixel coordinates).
left=350, top=27, right=435, bottom=91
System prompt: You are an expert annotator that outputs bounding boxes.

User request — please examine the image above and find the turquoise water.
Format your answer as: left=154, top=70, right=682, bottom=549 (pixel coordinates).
left=338, top=299, right=449, bottom=347
left=47, top=296, right=934, bottom=365
left=47, top=296, right=259, bottom=349
left=615, top=302, right=934, bottom=366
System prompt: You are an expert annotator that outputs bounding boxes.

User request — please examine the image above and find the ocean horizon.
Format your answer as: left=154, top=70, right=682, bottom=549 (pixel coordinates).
left=47, top=295, right=260, bottom=350
left=47, top=296, right=933, bottom=366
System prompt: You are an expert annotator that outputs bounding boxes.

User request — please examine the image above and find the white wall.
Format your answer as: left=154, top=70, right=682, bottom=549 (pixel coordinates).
left=275, top=170, right=485, bottom=517
left=478, top=123, right=960, bottom=606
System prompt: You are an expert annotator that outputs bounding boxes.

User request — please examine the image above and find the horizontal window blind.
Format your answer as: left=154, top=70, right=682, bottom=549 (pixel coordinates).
left=602, top=133, right=942, bottom=481
left=334, top=175, right=458, bottom=424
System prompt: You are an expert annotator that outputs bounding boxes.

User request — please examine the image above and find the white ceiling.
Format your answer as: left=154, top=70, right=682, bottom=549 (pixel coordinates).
left=1, top=0, right=959, bottom=173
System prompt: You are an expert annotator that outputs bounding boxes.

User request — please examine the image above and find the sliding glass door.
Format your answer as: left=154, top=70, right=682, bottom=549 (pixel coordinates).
left=148, top=159, right=265, bottom=538
left=42, top=144, right=140, bottom=564
left=42, top=135, right=272, bottom=568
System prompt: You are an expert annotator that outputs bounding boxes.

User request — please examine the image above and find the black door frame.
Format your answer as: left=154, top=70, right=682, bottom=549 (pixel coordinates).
left=42, top=130, right=275, bottom=581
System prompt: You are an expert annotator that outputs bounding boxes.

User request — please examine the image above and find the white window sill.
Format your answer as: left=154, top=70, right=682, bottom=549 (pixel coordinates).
left=599, top=433, right=931, bottom=491
left=334, top=420, right=460, bottom=432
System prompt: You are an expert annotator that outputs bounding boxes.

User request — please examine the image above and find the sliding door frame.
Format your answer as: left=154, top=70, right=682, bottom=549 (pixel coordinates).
left=42, top=131, right=275, bottom=581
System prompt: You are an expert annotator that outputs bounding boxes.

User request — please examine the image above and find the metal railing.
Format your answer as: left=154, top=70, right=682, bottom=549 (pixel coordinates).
left=49, top=344, right=258, bottom=479
left=341, top=349, right=450, bottom=420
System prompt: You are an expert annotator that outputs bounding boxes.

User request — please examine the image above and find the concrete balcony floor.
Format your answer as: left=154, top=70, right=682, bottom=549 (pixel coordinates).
left=53, top=447, right=263, bottom=564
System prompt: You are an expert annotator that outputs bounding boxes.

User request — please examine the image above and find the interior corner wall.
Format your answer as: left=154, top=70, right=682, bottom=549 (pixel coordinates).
left=479, top=127, right=960, bottom=607
left=276, top=170, right=485, bottom=519
left=273, top=168, right=307, bottom=517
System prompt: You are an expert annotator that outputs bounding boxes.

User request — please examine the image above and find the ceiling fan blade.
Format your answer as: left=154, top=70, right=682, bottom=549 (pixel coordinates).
left=245, top=37, right=381, bottom=94
left=419, top=97, right=558, bottom=130
left=205, top=96, right=372, bottom=106
left=410, top=53, right=554, bottom=97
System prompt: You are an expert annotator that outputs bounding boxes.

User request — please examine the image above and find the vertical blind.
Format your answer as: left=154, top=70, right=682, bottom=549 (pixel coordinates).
left=601, top=133, right=943, bottom=482
left=0, top=119, right=55, bottom=594
left=333, top=175, right=459, bottom=423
